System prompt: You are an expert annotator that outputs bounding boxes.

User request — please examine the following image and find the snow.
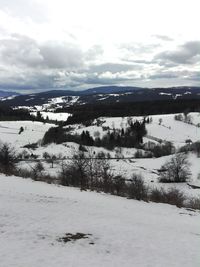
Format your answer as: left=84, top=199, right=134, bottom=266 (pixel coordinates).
left=100, top=113, right=200, bottom=148
left=0, top=121, right=55, bottom=148
left=173, top=94, right=182, bottom=99
left=13, top=96, right=79, bottom=112
left=47, top=96, right=79, bottom=105
left=31, top=111, right=71, bottom=121
left=159, top=92, right=172, bottom=96
left=0, top=174, right=200, bottom=267
left=145, top=115, right=200, bottom=147
left=70, top=112, right=200, bottom=149
left=0, top=95, right=17, bottom=101
left=1, top=113, right=200, bottom=197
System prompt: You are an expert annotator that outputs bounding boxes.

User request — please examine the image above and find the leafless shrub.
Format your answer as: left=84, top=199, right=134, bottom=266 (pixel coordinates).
left=150, top=187, right=186, bottom=208
left=185, top=198, right=200, bottom=210
left=127, top=174, right=148, bottom=201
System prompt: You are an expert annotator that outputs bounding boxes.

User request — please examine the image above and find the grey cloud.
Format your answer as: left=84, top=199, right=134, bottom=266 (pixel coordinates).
left=120, top=42, right=160, bottom=54
left=85, top=45, right=104, bottom=61
left=149, top=72, right=179, bottom=80
left=148, top=69, right=200, bottom=82
left=0, top=67, right=57, bottom=91
left=0, top=34, right=84, bottom=70
left=0, top=34, right=199, bottom=91
left=187, top=71, right=200, bottom=81
left=88, top=63, right=143, bottom=73
left=40, top=42, right=84, bottom=69
left=53, top=69, right=142, bottom=89
left=153, top=35, right=173, bottom=41
left=123, top=59, right=155, bottom=65
left=78, top=75, right=135, bottom=86
left=0, top=34, right=43, bottom=67
left=155, top=41, right=200, bottom=65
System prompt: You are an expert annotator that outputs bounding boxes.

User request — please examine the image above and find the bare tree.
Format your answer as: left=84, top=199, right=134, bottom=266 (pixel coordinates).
left=59, top=161, right=70, bottom=186
left=96, top=152, right=113, bottom=193
left=159, top=153, right=191, bottom=183
left=48, top=154, right=57, bottom=168
left=71, top=152, right=89, bottom=190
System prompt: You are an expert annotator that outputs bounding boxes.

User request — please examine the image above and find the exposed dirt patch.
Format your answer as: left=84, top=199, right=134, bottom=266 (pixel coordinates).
left=57, top=233, right=92, bottom=243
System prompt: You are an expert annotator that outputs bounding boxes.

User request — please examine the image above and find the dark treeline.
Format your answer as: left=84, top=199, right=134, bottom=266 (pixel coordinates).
left=58, top=99, right=200, bottom=125
left=43, top=119, right=147, bottom=149
left=0, top=105, right=36, bottom=121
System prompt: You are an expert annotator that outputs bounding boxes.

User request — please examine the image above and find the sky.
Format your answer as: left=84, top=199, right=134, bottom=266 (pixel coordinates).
left=0, top=0, right=199, bottom=93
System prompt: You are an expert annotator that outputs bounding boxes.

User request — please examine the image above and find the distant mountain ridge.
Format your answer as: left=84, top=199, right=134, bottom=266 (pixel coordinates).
left=0, top=90, right=20, bottom=98
left=1, top=86, right=200, bottom=108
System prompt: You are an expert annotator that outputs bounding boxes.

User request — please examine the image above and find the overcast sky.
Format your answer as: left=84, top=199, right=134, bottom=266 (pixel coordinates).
left=0, top=0, right=199, bottom=92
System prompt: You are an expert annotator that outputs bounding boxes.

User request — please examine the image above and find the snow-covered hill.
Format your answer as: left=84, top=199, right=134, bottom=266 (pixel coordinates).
left=0, top=113, right=200, bottom=196
left=0, top=121, right=55, bottom=148
left=31, top=111, right=71, bottom=121
left=73, top=112, right=200, bottom=148
left=0, top=175, right=200, bottom=267
left=2, top=86, right=200, bottom=109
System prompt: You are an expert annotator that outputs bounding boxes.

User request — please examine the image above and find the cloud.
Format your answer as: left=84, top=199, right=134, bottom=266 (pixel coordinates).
left=119, top=42, right=160, bottom=54
left=85, top=45, right=104, bottom=61
left=40, top=42, right=84, bottom=69
left=186, top=71, right=200, bottom=81
left=0, top=0, right=48, bottom=23
left=155, top=41, right=200, bottom=65
left=153, top=35, right=173, bottom=41
left=0, top=34, right=84, bottom=69
left=0, top=34, right=43, bottom=67
left=147, top=69, right=200, bottom=83
left=149, top=72, right=179, bottom=80
left=0, top=67, right=57, bottom=90
left=88, top=63, right=142, bottom=73
left=40, top=68, right=143, bottom=89
left=0, top=33, right=199, bottom=92
left=123, top=59, right=155, bottom=65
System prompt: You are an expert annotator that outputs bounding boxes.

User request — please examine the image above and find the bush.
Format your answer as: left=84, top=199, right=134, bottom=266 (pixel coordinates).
left=23, top=142, right=38, bottom=150
left=150, top=187, right=186, bottom=208
left=149, top=142, right=174, bottom=158
left=15, top=167, right=56, bottom=184
left=186, top=198, right=200, bottom=210
left=179, top=141, right=200, bottom=156
left=112, top=175, right=126, bottom=196
left=0, top=143, right=18, bottom=175
left=127, top=174, right=148, bottom=200
left=79, top=144, right=88, bottom=152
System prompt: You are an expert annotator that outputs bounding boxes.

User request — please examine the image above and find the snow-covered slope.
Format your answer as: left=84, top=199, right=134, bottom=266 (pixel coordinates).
left=31, top=111, right=71, bottom=121
left=0, top=175, right=200, bottom=267
left=0, top=121, right=55, bottom=148
left=80, top=113, right=200, bottom=148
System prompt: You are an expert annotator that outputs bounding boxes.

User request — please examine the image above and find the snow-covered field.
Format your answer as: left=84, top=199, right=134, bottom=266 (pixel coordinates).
left=31, top=111, right=71, bottom=121
left=73, top=112, right=200, bottom=148
left=0, top=121, right=55, bottom=148
left=0, top=112, right=200, bottom=266
left=0, top=175, right=200, bottom=267
left=0, top=113, right=200, bottom=196
left=1, top=112, right=199, bottom=149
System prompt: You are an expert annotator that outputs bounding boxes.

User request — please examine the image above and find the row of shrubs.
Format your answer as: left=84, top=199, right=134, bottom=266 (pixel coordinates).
left=0, top=142, right=199, bottom=210
left=7, top=157, right=200, bottom=211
